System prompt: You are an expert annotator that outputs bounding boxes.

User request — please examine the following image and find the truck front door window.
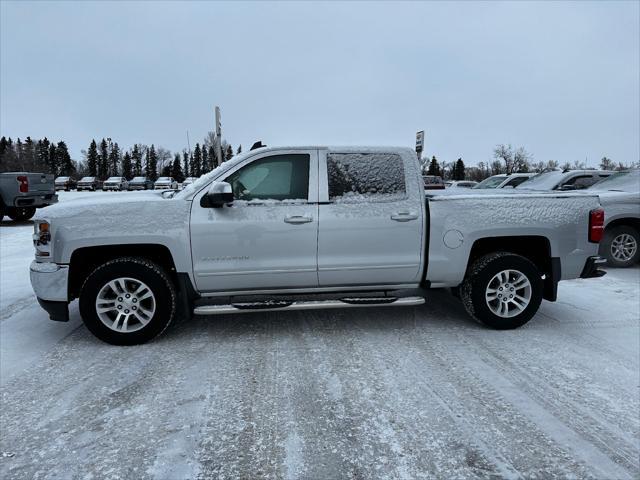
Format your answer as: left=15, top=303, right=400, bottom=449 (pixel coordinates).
left=225, top=154, right=310, bottom=201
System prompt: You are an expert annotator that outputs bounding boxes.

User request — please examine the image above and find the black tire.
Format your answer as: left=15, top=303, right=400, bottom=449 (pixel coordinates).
left=600, top=225, right=640, bottom=268
left=7, top=206, right=36, bottom=221
left=79, top=257, right=177, bottom=345
left=460, top=252, right=543, bottom=330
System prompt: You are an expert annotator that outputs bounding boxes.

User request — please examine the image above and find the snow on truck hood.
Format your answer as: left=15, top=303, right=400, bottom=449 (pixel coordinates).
left=35, top=191, right=168, bottom=220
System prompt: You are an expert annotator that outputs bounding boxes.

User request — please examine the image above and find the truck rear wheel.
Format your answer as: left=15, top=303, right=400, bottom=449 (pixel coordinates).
left=461, top=252, right=543, bottom=330
left=79, top=257, right=177, bottom=345
left=601, top=225, right=639, bottom=268
left=7, top=207, right=36, bottom=221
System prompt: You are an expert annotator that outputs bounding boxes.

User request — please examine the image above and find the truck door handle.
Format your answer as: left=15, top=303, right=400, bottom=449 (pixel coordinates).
left=284, top=215, right=313, bottom=224
left=391, top=212, right=419, bottom=222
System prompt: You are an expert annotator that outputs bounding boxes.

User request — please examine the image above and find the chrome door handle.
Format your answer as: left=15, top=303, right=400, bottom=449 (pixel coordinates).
left=284, top=215, right=313, bottom=224
left=391, top=212, right=419, bottom=222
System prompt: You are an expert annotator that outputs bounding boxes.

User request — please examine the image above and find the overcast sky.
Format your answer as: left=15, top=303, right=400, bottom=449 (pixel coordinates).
left=1, top=1, right=638, bottom=166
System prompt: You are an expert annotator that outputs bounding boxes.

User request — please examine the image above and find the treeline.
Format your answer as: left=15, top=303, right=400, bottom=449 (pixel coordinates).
left=422, top=144, right=638, bottom=182
left=0, top=135, right=241, bottom=183
left=0, top=137, right=75, bottom=176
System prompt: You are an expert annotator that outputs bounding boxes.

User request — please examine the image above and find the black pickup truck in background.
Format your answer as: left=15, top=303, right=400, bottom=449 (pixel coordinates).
left=0, top=172, right=58, bottom=222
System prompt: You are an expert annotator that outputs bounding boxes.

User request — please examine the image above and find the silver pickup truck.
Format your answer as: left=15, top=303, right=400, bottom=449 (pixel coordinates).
left=30, top=146, right=606, bottom=345
left=0, top=172, right=58, bottom=222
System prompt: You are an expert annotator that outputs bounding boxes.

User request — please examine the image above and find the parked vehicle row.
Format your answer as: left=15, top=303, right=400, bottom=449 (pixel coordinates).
left=30, top=145, right=608, bottom=345
left=53, top=176, right=186, bottom=191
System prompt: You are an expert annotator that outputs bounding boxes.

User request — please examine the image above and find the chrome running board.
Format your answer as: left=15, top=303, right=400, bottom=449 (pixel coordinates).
left=193, top=296, right=425, bottom=315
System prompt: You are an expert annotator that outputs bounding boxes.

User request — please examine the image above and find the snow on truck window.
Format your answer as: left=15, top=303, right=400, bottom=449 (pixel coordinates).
left=224, top=154, right=309, bottom=201
left=328, top=153, right=405, bottom=202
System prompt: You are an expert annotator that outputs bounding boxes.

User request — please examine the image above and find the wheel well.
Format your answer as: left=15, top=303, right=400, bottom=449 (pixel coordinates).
left=68, top=244, right=177, bottom=299
left=467, top=236, right=552, bottom=272
left=606, top=218, right=640, bottom=234
left=466, top=236, right=555, bottom=300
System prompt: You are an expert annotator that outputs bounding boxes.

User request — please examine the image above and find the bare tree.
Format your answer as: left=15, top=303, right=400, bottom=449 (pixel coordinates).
left=493, top=144, right=532, bottom=174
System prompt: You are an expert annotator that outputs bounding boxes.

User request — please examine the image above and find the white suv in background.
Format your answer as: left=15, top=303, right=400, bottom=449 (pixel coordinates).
left=102, top=177, right=129, bottom=191
left=474, top=173, right=535, bottom=189
left=154, top=177, right=178, bottom=190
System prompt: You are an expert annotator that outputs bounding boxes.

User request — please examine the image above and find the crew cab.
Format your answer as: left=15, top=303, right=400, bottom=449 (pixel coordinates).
left=1, top=172, right=58, bottom=222
left=30, top=146, right=606, bottom=345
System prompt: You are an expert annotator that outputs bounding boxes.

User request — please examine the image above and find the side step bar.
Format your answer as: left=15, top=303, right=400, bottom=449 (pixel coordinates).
left=193, top=296, right=425, bottom=316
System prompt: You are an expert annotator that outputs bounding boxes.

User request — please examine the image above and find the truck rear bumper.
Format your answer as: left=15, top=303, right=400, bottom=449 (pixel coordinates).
left=30, top=261, right=70, bottom=321
left=580, top=256, right=607, bottom=279
left=14, top=193, right=58, bottom=207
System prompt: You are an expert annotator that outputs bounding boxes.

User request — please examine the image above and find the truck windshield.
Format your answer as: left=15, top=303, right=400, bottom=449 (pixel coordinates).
left=80, top=177, right=94, bottom=182
left=474, top=176, right=505, bottom=189
left=132, top=177, right=146, bottom=181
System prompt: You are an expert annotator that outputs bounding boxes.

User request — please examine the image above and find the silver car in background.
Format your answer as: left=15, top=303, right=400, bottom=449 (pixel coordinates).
left=589, top=170, right=640, bottom=267
left=516, top=169, right=613, bottom=191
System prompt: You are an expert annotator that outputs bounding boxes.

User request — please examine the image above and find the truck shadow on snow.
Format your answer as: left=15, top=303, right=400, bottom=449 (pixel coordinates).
left=160, top=289, right=483, bottom=343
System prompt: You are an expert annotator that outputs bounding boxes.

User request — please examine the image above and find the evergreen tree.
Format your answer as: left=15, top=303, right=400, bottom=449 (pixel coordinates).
left=161, top=165, right=171, bottom=177
left=146, top=144, right=158, bottom=180
left=23, top=137, right=36, bottom=170
left=225, top=144, right=234, bottom=161
left=192, top=143, right=202, bottom=176
left=48, top=143, right=57, bottom=175
left=183, top=151, right=190, bottom=177
left=98, top=138, right=109, bottom=179
left=171, top=153, right=184, bottom=182
left=208, top=145, right=217, bottom=169
left=202, top=147, right=209, bottom=173
left=236, top=145, right=242, bottom=155
left=426, top=156, right=441, bottom=176
left=132, top=144, right=142, bottom=176
left=55, top=141, right=74, bottom=176
left=0, top=136, right=8, bottom=159
left=37, top=138, right=51, bottom=173
left=87, top=139, right=98, bottom=176
left=453, top=158, right=466, bottom=180
left=109, top=142, right=120, bottom=176
left=121, top=152, right=133, bottom=179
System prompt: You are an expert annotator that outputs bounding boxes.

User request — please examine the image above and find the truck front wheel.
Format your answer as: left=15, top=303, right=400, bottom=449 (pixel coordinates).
left=461, top=252, right=543, bottom=329
left=79, top=257, right=177, bottom=345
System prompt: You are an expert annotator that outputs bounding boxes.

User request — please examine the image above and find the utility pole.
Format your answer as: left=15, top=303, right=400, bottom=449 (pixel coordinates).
left=215, top=106, right=223, bottom=165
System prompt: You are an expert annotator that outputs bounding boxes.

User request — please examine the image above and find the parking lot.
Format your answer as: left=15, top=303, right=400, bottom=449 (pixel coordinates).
left=1, top=192, right=639, bottom=479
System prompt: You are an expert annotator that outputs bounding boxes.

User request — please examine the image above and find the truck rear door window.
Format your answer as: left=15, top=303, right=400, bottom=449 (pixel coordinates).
left=327, top=153, right=406, bottom=202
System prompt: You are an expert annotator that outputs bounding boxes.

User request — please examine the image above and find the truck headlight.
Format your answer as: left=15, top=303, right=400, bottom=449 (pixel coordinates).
left=33, top=221, right=52, bottom=257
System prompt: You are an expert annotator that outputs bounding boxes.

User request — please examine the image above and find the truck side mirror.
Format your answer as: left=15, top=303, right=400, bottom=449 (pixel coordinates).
left=201, top=181, right=234, bottom=208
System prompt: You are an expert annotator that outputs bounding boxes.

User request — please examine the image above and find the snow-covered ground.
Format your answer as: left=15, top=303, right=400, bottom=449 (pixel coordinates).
left=1, top=192, right=639, bottom=479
